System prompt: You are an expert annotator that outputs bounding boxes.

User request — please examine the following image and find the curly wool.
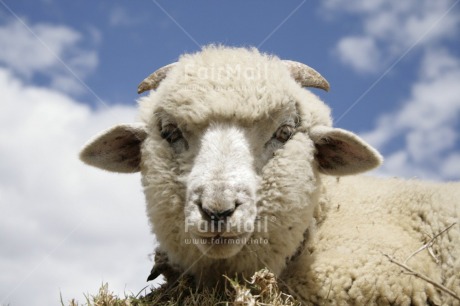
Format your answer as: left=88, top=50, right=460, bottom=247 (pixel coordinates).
left=282, top=175, right=460, bottom=305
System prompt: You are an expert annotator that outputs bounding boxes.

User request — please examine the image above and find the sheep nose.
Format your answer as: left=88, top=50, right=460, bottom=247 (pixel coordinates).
left=201, top=206, right=235, bottom=221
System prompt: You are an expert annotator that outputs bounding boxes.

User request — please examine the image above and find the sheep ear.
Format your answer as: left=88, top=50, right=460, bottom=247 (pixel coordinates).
left=80, top=123, right=147, bottom=173
left=310, top=126, right=383, bottom=176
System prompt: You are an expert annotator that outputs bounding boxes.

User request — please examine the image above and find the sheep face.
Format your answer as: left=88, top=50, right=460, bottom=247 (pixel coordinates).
left=145, top=95, right=302, bottom=260
left=80, top=46, right=382, bottom=280
left=178, top=109, right=300, bottom=258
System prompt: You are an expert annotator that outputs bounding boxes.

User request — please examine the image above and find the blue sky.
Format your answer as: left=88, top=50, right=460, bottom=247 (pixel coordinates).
left=1, top=1, right=459, bottom=305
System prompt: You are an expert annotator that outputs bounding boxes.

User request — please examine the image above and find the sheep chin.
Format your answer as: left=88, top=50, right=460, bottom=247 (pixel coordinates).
left=191, top=232, right=252, bottom=259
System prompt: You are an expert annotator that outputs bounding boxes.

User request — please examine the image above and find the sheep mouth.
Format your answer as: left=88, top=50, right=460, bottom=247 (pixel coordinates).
left=189, top=232, right=250, bottom=258
left=195, top=230, right=241, bottom=238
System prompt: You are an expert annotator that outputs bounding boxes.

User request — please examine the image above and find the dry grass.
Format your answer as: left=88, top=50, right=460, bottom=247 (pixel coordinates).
left=66, top=223, right=459, bottom=305
left=65, top=268, right=300, bottom=306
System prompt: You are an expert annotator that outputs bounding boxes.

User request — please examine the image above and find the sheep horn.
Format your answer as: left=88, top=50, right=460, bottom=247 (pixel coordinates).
left=137, top=63, right=177, bottom=94
left=283, top=60, right=330, bottom=91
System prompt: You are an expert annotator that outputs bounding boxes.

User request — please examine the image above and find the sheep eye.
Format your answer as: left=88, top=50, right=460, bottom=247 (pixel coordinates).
left=274, top=125, right=295, bottom=143
left=160, top=124, right=183, bottom=144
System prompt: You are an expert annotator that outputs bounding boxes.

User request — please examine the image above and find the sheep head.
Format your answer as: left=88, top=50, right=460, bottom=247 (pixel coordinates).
left=80, top=46, right=382, bottom=280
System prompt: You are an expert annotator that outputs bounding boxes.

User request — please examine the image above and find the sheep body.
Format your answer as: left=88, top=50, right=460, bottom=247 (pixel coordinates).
left=283, top=175, right=460, bottom=305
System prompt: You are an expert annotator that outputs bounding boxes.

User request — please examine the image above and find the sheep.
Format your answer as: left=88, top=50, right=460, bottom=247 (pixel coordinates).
left=79, top=46, right=460, bottom=305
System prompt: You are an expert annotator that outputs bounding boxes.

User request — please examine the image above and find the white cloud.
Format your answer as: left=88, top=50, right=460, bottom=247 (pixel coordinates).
left=323, top=0, right=460, bottom=73
left=406, top=127, right=456, bottom=162
left=0, top=68, right=162, bottom=306
left=335, top=36, right=380, bottom=73
left=109, top=7, right=144, bottom=27
left=322, top=0, right=460, bottom=180
left=420, top=47, right=460, bottom=79
left=361, top=48, right=460, bottom=180
left=0, top=19, right=99, bottom=94
left=441, top=153, right=460, bottom=179
left=322, top=0, right=385, bottom=13
left=376, top=150, right=435, bottom=180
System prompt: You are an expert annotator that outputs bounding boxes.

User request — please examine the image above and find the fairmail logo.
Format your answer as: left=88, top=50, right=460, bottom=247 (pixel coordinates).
left=184, top=215, right=273, bottom=234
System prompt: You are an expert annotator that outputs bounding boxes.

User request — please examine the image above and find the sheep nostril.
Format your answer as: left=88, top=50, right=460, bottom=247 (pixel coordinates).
left=200, top=207, right=211, bottom=217
left=218, top=208, right=235, bottom=219
left=201, top=207, right=235, bottom=221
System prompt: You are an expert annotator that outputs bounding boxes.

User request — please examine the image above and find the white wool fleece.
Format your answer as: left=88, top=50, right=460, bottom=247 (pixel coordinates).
left=282, top=175, right=460, bottom=305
